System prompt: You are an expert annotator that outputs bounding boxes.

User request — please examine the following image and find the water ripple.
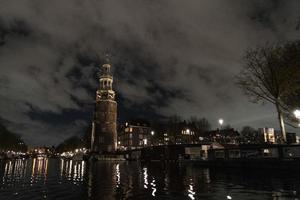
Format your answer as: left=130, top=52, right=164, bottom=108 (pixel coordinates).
left=0, top=159, right=300, bottom=199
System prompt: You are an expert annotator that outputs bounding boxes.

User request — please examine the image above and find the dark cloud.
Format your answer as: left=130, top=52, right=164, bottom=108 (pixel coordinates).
left=0, top=0, right=300, bottom=145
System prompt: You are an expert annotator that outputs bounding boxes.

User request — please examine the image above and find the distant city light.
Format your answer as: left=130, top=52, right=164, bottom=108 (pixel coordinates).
left=218, top=119, right=224, bottom=126
left=151, top=131, right=155, bottom=136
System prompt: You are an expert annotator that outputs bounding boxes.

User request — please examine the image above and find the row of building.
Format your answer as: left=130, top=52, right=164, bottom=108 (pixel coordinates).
left=116, top=121, right=299, bottom=150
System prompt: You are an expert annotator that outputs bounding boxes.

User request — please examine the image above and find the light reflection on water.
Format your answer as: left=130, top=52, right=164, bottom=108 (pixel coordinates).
left=143, top=167, right=148, bottom=189
left=151, top=178, right=156, bottom=197
left=0, top=159, right=300, bottom=199
left=188, top=179, right=195, bottom=200
left=31, top=157, right=48, bottom=184
left=142, top=166, right=157, bottom=196
left=115, top=163, right=120, bottom=188
left=60, top=159, right=85, bottom=183
left=3, top=159, right=27, bottom=185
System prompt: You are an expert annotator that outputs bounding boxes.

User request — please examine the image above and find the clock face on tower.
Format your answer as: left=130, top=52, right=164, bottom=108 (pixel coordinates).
left=96, top=90, right=115, bottom=101
left=108, top=93, right=114, bottom=99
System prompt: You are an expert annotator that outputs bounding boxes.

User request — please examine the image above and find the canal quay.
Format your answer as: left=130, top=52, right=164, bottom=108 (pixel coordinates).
left=1, top=157, right=300, bottom=200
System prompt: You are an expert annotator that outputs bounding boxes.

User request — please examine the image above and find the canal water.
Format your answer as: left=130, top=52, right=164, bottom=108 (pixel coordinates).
left=0, top=158, right=300, bottom=200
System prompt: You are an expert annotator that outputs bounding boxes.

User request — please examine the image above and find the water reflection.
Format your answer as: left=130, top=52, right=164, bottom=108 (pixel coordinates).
left=2, top=159, right=27, bottom=185
left=86, top=162, right=121, bottom=199
left=143, top=167, right=148, bottom=189
left=31, top=157, right=48, bottom=184
left=151, top=178, right=156, bottom=197
left=115, top=163, right=120, bottom=188
left=60, top=159, right=85, bottom=183
left=0, top=159, right=300, bottom=199
left=188, top=179, right=195, bottom=200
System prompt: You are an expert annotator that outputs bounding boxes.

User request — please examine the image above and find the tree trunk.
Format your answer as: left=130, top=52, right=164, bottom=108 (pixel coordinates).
left=275, top=101, right=286, bottom=143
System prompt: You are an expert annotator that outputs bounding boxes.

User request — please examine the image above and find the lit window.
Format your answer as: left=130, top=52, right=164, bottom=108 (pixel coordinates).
left=263, top=149, right=270, bottom=153
left=186, top=129, right=190, bottom=135
left=143, top=139, right=148, bottom=145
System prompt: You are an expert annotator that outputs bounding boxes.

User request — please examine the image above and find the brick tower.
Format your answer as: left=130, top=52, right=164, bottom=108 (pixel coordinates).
left=91, top=56, right=117, bottom=153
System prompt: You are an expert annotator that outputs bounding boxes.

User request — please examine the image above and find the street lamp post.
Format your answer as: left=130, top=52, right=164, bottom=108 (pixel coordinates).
left=151, top=131, right=155, bottom=146
left=218, top=119, right=224, bottom=143
left=218, top=119, right=224, bottom=130
left=186, top=129, right=191, bottom=144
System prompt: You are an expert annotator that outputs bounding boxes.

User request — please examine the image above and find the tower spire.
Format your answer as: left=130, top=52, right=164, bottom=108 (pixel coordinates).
left=105, top=53, right=110, bottom=64
left=96, top=54, right=115, bottom=101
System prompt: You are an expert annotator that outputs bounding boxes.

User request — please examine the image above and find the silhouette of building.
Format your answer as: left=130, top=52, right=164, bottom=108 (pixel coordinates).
left=91, top=57, right=117, bottom=153
left=286, top=132, right=297, bottom=144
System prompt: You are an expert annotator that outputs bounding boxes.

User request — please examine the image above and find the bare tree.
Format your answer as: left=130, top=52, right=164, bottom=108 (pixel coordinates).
left=237, top=41, right=300, bottom=142
left=240, top=126, right=261, bottom=144
left=281, top=90, right=300, bottom=127
left=189, top=116, right=211, bottom=133
left=280, top=42, right=300, bottom=127
left=167, top=115, right=182, bottom=144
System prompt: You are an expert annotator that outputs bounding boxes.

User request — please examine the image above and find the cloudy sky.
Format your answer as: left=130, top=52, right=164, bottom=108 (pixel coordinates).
left=0, top=0, right=300, bottom=146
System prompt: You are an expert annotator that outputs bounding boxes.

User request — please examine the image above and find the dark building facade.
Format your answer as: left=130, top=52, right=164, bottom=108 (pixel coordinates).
left=286, top=132, right=297, bottom=144
left=118, top=120, right=152, bottom=150
left=91, top=59, right=117, bottom=153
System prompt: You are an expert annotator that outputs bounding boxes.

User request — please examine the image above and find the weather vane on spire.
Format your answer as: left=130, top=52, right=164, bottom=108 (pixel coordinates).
left=105, top=53, right=110, bottom=64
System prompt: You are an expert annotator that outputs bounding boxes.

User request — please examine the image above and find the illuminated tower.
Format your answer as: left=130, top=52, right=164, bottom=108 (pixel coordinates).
left=92, top=56, right=117, bottom=153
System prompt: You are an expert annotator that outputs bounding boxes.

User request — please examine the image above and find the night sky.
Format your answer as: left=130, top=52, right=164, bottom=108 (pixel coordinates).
left=0, top=1, right=300, bottom=146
